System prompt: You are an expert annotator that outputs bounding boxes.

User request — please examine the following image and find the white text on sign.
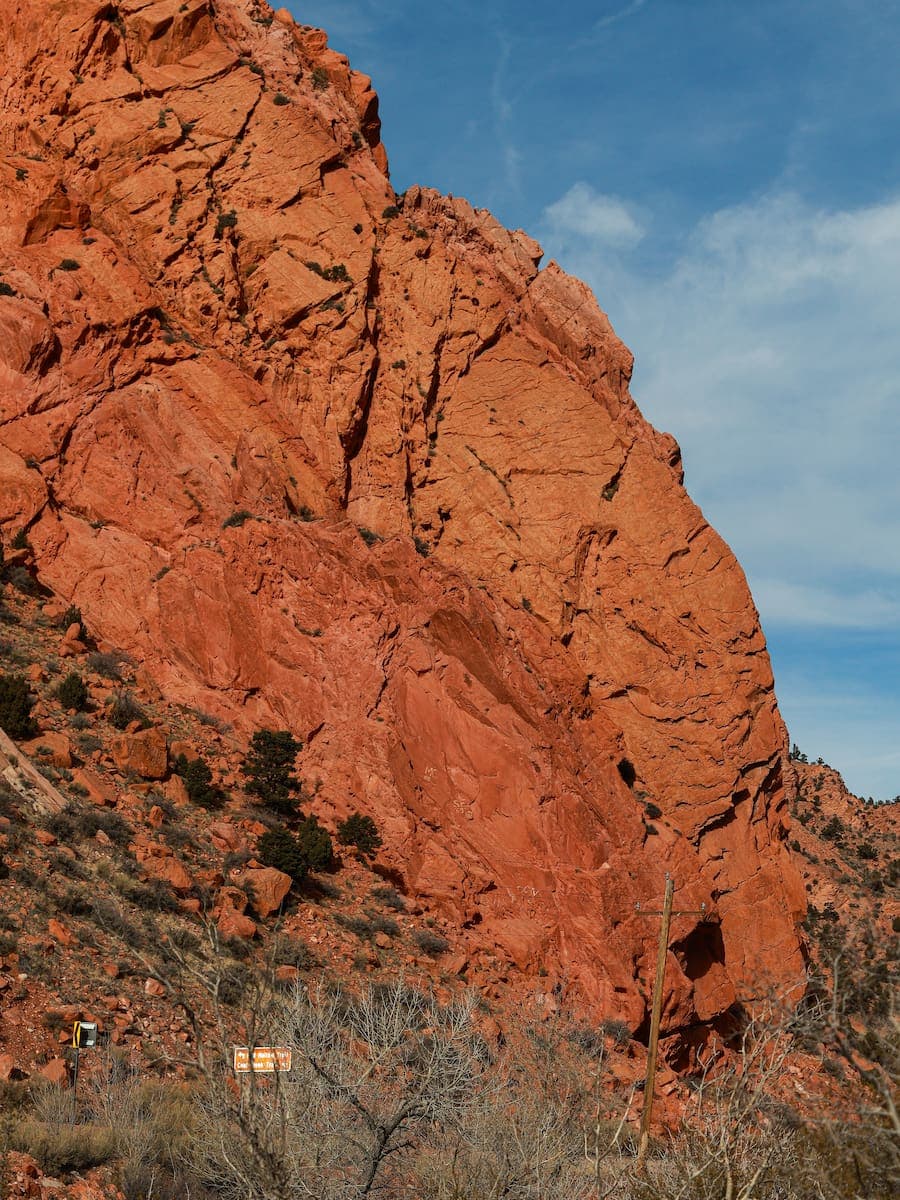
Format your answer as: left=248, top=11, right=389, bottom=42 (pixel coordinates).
left=233, top=1046, right=293, bottom=1073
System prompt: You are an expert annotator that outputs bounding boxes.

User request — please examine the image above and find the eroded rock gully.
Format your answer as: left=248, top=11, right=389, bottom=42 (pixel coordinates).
left=0, top=0, right=806, bottom=1031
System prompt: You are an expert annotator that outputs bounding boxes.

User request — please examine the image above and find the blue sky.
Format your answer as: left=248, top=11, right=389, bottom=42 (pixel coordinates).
left=289, top=1, right=900, bottom=800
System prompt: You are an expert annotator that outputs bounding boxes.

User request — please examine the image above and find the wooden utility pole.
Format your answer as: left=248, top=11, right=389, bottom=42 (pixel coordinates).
left=634, top=875, right=707, bottom=1166
left=635, top=874, right=674, bottom=1165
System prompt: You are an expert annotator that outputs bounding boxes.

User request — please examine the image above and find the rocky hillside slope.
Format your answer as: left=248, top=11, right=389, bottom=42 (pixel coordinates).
left=5, top=583, right=891, bottom=1200
left=0, top=0, right=805, bottom=1029
left=788, top=756, right=898, bottom=1004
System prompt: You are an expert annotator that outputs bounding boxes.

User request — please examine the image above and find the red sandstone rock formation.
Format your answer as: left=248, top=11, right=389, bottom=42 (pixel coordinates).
left=238, top=865, right=292, bottom=918
left=110, top=726, right=168, bottom=778
left=0, top=0, right=805, bottom=1029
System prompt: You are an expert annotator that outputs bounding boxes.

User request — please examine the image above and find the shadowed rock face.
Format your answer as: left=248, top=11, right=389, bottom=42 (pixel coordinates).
left=0, top=0, right=805, bottom=1028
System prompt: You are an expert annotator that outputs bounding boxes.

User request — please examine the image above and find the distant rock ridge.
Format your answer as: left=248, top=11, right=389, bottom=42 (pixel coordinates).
left=0, top=0, right=806, bottom=1030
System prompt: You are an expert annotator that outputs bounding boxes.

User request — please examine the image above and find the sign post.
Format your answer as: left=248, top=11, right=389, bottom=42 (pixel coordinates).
left=70, top=1021, right=100, bottom=1121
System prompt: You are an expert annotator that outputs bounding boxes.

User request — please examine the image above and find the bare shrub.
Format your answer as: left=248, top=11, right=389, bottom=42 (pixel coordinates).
left=414, top=1019, right=611, bottom=1200
left=107, top=689, right=146, bottom=730
left=86, top=1066, right=198, bottom=1198
left=15, top=1080, right=117, bottom=1175
left=370, top=884, right=406, bottom=911
left=641, top=1005, right=806, bottom=1199
left=412, top=928, right=450, bottom=956
left=86, top=650, right=126, bottom=680
left=28, top=937, right=888, bottom=1200
left=45, top=802, right=133, bottom=846
left=190, top=981, right=492, bottom=1199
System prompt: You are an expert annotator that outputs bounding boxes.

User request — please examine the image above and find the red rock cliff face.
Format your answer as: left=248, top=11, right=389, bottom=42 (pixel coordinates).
left=0, top=0, right=805, bottom=1028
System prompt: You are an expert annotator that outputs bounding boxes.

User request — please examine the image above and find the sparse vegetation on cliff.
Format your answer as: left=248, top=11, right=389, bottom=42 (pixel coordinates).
left=337, top=811, right=382, bottom=858
left=0, top=673, right=36, bottom=739
left=214, top=209, right=238, bottom=239
left=174, top=752, right=226, bottom=810
left=222, top=508, right=253, bottom=528
left=55, top=671, right=88, bottom=712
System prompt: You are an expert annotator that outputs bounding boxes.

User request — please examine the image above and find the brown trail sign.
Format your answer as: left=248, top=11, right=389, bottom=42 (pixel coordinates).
left=233, top=1046, right=293, bottom=1073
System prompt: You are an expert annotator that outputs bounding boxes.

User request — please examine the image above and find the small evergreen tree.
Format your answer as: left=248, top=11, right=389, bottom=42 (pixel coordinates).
left=257, top=819, right=333, bottom=883
left=296, top=815, right=333, bottom=872
left=57, top=671, right=88, bottom=712
left=337, top=812, right=382, bottom=858
left=257, top=826, right=308, bottom=884
left=174, top=753, right=225, bottom=810
left=821, top=815, right=844, bottom=842
left=0, top=674, right=37, bottom=739
left=242, top=729, right=303, bottom=814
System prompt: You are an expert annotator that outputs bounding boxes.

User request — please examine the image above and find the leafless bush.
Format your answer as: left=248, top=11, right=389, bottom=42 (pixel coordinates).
left=808, top=970, right=899, bottom=1199
left=622, top=979, right=899, bottom=1200
left=21, top=1062, right=201, bottom=1195
left=85, top=1066, right=198, bottom=1198
left=412, top=928, right=450, bottom=956
left=413, top=1023, right=613, bottom=1200
left=86, top=650, right=127, bottom=680
left=13, top=926, right=894, bottom=1200
left=107, top=688, right=146, bottom=730
left=190, top=980, right=492, bottom=1199
left=14, top=1079, right=116, bottom=1176
left=638, top=1002, right=805, bottom=1199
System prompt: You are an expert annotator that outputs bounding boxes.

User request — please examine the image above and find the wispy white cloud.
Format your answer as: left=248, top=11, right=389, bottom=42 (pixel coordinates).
left=543, top=182, right=645, bottom=247
left=489, top=29, right=522, bottom=200
left=591, top=0, right=649, bottom=34
left=752, top=580, right=900, bottom=631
